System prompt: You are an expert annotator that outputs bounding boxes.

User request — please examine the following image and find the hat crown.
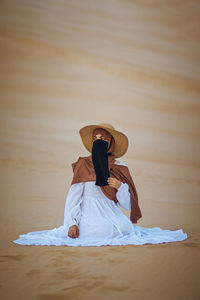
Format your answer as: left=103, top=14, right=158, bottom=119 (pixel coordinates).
left=97, top=123, right=115, bottom=130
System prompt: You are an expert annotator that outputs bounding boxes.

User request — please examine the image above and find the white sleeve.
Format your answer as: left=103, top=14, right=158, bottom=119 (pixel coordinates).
left=63, top=182, right=84, bottom=227
left=116, top=182, right=131, bottom=210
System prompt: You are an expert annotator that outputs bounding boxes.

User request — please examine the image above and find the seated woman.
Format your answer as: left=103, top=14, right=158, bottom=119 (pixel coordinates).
left=13, top=123, right=188, bottom=247
left=66, top=123, right=141, bottom=240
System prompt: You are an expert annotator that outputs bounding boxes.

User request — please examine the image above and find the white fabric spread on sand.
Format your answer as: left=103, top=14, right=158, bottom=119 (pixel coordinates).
left=13, top=161, right=188, bottom=247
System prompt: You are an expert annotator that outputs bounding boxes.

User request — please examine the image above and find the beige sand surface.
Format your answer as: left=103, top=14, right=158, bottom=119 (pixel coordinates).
left=0, top=0, right=200, bottom=299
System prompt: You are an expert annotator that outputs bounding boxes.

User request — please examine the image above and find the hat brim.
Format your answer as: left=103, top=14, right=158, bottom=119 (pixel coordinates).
left=79, top=124, right=128, bottom=158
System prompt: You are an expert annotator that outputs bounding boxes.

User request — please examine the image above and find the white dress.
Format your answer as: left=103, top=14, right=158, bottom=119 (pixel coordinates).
left=13, top=161, right=188, bottom=247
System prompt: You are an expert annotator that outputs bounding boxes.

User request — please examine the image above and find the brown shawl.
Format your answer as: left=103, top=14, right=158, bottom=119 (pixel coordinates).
left=71, top=154, right=142, bottom=224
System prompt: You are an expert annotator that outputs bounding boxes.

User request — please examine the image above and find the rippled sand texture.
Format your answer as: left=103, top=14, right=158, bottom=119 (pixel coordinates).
left=0, top=0, right=200, bottom=299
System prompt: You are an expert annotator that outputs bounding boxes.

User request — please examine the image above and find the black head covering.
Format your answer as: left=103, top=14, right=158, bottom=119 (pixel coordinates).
left=92, top=139, right=110, bottom=186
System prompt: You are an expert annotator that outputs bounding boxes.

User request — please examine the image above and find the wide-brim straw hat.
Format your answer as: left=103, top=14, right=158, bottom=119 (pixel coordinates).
left=79, top=123, right=129, bottom=158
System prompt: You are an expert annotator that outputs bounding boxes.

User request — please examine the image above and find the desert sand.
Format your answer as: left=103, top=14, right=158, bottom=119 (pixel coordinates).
left=0, top=0, right=200, bottom=299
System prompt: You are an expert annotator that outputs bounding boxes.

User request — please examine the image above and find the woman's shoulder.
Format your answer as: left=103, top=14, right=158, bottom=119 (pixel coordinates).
left=114, top=159, right=127, bottom=167
left=72, top=155, right=90, bottom=167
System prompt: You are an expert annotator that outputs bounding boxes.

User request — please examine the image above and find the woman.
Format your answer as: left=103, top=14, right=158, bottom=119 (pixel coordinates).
left=13, top=123, right=188, bottom=246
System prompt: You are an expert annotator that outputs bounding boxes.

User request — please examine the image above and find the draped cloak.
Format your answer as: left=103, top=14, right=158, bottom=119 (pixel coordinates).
left=71, top=154, right=142, bottom=224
